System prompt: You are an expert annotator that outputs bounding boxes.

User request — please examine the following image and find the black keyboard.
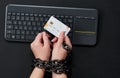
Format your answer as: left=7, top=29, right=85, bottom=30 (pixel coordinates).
left=5, top=4, right=98, bottom=45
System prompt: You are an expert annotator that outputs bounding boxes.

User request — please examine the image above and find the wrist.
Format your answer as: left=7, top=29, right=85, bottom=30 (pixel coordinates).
left=35, top=56, right=50, bottom=61
left=52, top=72, right=67, bottom=77
left=34, top=67, right=45, bottom=72
left=52, top=56, right=67, bottom=60
left=30, top=67, right=45, bottom=78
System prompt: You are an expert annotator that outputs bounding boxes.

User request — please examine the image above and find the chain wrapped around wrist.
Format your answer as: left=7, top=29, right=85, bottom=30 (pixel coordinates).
left=33, top=58, right=69, bottom=74
left=34, top=58, right=50, bottom=71
left=51, top=59, right=68, bottom=74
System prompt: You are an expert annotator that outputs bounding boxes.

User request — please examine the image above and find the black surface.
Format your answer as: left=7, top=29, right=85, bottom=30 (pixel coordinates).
left=0, top=0, right=120, bottom=78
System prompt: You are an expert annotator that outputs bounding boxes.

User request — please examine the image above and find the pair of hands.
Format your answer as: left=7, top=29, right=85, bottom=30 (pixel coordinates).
left=31, top=31, right=72, bottom=61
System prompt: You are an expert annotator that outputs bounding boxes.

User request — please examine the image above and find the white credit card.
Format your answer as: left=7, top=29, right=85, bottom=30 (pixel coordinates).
left=44, top=16, right=71, bottom=37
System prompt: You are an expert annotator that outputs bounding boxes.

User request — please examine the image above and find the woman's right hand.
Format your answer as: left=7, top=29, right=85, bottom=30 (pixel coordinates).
left=51, top=31, right=72, bottom=60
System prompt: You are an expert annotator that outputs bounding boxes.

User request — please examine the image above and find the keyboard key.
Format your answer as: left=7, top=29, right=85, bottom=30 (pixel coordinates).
left=18, top=21, right=22, bottom=25
left=23, top=21, right=27, bottom=25
left=7, top=20, right=12, bottom=24
left=68, top=24, right=72, bottom=27
left=35, top=31, right=39, bottom=35
left=11, top=16, right=16, bottom=20
left=25, top=13, right=29, bottom=16
left=40, top=18, right=43, bottom=21
left=13, top=21, right=17, bottom=24
left=8, top=12, right=12, bottom=15
left=63, top=19, right=67, bottom=23
left=68, top=19, right=73, bottom=23
left=35, top=17, right=39, bottom=21
left=11, top=35, right=15, bottom=39
left=30, top=17, right=34, bottom=21
left=25, top=17, right=29, bottom=20
left=30, top=13, right=34, bottom=16
left=7, top=25, right=13, bottom=29
left=7, top=16, right=11, bottom=20
left=21, top=13, right=25, bottom=16
left=36, top=22, right=40, bottom=26
left=16, top=13, right=20, bottom=16
left=16, top=16, right=20, bottom=20
left=6, top=30, right=15, bottom=34
left=26, top=35, right=35, bottom=40
left=14, top=25, right=19, bottom=29
left=19, top=26, right=23, bottom=30
left=38, top=27, right=41, bottom=31
left=27, top=21, right=31, bottom=26
left=45, top=18, right=49, bottom=22
left=16, top=35, right=20, bottom=39
left=23, top=26, right=27, bottom=30
left=6, top=34, right=11, bottom=39
left=33, top=27, right=37, bottom=30
left=16, top=30, right=20, bottom=34
left=31, top=31, right=34, bottom=35
left=26, top=31, right=30, bottom=35
left=28, top=26, right=32, bottom=30
left=21, top=30, right=25, bottom=34
left=21, top=16, right=25, bottom=20
left=21, top=35, right=25, bottom=39
left=38, top=14, right=42, bottom=17
left=12, top=12, right=16, bottom=16
left=34, top=14, right=38, bottom=17
left=32, top=22, right=36, bottom=26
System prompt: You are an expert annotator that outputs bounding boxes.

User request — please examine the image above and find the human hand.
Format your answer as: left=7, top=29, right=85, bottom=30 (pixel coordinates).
left=31, top=32, right=51, bottom=60
left=51, top=31, right=72, bottom=60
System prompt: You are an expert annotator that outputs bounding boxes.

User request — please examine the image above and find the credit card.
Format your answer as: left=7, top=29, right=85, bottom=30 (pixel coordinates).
left=44, top=16, right=71, bottom=37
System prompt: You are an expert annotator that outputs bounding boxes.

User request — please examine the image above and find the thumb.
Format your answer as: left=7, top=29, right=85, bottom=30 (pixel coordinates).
left=58, top=31, right=65, bottom=44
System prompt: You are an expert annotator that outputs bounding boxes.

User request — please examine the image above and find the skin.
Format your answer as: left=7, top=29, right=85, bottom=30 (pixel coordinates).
left=30, top=32, right=51, bottom=78
left=30, top=31, right=72, bottom=78
left=51, top=32, right=72, bottom=78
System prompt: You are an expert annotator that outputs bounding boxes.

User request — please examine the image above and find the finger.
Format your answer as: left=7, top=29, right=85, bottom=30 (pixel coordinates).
left=64, top=36, right=72, bottom=48
left=34, top=33, right=43, bottom=45
left=45, top=32, right=51, bottom=38
left=51, top=37, right=58, bottom=42
left=58, top=31, right=65, bottom=44
left=43, top=32, right=51, bottom=47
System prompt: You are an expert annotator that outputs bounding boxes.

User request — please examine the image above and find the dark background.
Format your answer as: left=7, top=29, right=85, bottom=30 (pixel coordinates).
left=0, top=0, right=120, bottom=78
